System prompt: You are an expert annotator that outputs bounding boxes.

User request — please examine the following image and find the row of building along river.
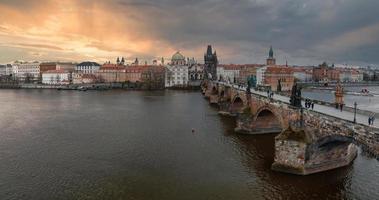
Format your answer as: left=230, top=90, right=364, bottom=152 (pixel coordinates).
left=0, top=88, right=378, bottom=199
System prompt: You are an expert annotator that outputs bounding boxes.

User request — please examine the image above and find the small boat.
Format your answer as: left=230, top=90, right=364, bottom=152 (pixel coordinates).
left=77, top=86, right=87, bottom=91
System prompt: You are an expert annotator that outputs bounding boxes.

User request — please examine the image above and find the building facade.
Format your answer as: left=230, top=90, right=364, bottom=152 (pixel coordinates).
left=188, top=63, right=204, bottom=87
left=12, top=61, right=40, bottom=82
left=141, top=65, right=165, bottom=90
left=72, top=73, right=97, bottom=84
left=125, top=65, right=146, bottom=83
left=42, top=70, right=71, bottom=85
left=217, top=65, right=244, bottom=83
left=76, top=62, right=101, bottom=74
left=96, top=64, right=127, bottom=83
left=165, top=52, right=189, bottom=88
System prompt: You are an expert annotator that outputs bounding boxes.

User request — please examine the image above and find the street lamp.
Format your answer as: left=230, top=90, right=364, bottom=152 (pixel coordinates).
left=354, top=102, right=357, bottom=123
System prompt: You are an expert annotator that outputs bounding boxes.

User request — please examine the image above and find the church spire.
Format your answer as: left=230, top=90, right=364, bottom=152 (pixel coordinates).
left=266, top=46, right=276, bottom=65
left=269, top=46, right=274, bottom=58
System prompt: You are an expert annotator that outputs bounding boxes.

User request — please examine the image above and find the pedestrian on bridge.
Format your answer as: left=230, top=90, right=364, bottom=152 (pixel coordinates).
left=368, top=117, right=372, bottom=125
left=311, top=102, right=314, bottom=110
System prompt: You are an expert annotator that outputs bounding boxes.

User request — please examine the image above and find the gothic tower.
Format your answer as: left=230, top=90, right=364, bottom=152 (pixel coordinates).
left=204, top=45, right=218, bottom=80
left=266, top=46, right=276, bottom=65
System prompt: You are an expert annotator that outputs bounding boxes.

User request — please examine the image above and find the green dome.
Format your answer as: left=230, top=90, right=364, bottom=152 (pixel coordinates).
left=172, top=51, right=185, bottom=61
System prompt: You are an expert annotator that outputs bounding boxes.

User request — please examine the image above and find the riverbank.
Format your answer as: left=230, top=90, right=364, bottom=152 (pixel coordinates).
left=0, top=83, right=201, bottom=91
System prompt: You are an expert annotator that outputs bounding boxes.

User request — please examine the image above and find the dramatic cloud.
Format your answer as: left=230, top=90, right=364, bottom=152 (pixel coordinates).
left=0, top=0, right=378, bottom=65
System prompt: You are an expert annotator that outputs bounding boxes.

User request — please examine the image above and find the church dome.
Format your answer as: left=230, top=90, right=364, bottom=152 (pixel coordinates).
left=172, top=51, right=185, bottom=61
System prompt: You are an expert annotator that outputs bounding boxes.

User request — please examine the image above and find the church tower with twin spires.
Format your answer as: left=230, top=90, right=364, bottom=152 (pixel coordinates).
left=266, top=46, right=276, bottom=65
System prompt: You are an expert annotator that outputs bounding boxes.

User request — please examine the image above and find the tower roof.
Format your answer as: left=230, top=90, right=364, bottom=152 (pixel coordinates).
left=206, top=45, right=213, bottom=55
left=269, top=46, right=274, bottom=58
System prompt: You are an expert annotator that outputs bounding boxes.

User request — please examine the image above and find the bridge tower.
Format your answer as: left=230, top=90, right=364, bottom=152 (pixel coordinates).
left=204, top=45, right=218, bottom=80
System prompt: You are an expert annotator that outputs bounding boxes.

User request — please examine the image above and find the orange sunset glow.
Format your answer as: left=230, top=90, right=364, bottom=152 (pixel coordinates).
left=0, top=0, right=181, bottom=63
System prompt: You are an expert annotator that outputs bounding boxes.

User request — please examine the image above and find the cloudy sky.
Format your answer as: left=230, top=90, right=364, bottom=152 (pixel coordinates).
left=0, top=0, right=378, bottom=66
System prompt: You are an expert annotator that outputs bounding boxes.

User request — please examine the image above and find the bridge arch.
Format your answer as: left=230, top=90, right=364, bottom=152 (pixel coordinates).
left=230, top=95, right=246, bottom=114
left=251, top=106, right=284, bottom=134
left=305, top=135, right=355, bottom=160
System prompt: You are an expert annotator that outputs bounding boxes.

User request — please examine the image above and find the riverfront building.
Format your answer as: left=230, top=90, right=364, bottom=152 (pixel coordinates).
left=165, top=52, right=189, bottom=88
left=312, top=62, right=363, bottom=83
left=72, top=73, right=97, bottom=84
left=96, top=63, right=127, bottom=83
left=76, top=62, right=101, bottom=74
left=12, top=61, right=40, bottom=82
left=42, top=70, right=71, bottom=85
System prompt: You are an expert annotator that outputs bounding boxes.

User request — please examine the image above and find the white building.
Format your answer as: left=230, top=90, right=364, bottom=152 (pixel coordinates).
left=217, top=65, right=241, bottom=83
left=76, top=62, right=100, bottom=74
left=12, top=61, right=40, bottom=82
left=42, top=70, right=70, bottom=85
left=165, top=52, right=189, bottom=87
left=165, top=65, right=189, bottom=87
left=256, top=66, right=268, bottom=86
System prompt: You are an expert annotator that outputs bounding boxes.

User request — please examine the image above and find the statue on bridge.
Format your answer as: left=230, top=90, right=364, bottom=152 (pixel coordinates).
left=290, top=82, right=302, bottom=108
left=246, top=80, right=251, bottom=94
left=335, top=82, right=344, bottom=110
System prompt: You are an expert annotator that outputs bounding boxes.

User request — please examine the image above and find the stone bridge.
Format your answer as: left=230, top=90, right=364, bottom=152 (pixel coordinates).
left=201, top=81, right=379, bottom=175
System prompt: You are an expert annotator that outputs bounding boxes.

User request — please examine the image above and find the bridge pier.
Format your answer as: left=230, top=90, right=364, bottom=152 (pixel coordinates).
left=209, top=94, right=219, bottom=105
left=271, top=127, right=357, bottom=175
left=218, top=101, right=234, bottom=116
left=234, top=113, right=253, bottom=133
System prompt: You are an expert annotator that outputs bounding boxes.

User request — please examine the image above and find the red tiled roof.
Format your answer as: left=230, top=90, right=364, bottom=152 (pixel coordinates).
left=219, top=64, right=264, bottom=70
left=265, top=66, right=294, bottom=74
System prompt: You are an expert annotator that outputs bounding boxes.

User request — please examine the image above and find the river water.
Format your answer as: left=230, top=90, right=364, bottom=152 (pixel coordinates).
left=0, top=89, right=378, bottom=200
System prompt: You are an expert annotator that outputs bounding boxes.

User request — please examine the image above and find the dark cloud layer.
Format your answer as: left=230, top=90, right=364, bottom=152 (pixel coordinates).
left=0, top=0, right=378, bottom=65
left=115, top=0, right=379, bottom=65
